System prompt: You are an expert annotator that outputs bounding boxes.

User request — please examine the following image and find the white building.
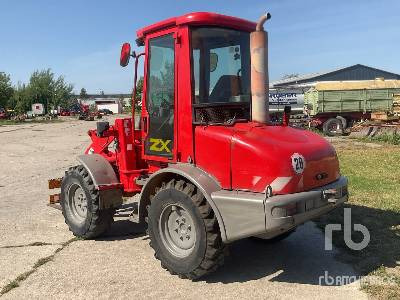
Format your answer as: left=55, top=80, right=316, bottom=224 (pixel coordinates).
left=79, top=98, right=123, bottom=114
left=94, top=98, right=123, bottom=114
left=32, top=103, right=44, bottom=115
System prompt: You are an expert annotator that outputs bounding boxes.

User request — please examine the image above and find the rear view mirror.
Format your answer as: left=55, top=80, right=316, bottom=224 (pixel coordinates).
left=120, top=43, right=131, bottom=67
left=210, top=52, right=218, bottom=72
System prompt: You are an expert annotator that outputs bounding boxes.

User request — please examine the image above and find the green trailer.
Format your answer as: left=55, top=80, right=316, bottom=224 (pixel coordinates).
left=304, top=79, right=400, bottom=135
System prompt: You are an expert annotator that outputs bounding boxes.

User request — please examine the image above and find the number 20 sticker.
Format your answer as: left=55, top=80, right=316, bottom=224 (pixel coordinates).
left=291, top=153, right=306, bottom=174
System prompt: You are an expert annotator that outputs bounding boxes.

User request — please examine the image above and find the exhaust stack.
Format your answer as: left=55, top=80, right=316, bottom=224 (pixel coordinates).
left=251, top=12, right=271, bottom=124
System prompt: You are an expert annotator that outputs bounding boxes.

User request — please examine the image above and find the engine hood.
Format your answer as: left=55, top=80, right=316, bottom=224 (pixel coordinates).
left=231, top=122, right=340, bottom=194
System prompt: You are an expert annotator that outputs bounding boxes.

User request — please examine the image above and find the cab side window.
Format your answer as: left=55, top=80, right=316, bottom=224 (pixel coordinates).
left=145, top=34, right=175, bottom=157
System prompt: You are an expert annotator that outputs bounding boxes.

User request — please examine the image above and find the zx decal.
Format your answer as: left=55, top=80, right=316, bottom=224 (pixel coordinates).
left=149, top=138, right=172, bottom=153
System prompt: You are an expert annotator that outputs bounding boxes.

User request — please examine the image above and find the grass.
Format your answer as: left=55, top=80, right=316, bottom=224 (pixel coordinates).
left=316, top=143, right=400, bottom=299
left=364, top=133, right=400, bottom=145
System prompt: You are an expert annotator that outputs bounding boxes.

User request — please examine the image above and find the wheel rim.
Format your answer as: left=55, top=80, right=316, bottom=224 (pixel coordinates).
left=329, top=122, right=341, bottom=134
left=159, top=204, right=196, bottom=258
left=67, top=183, right=88, bottom=223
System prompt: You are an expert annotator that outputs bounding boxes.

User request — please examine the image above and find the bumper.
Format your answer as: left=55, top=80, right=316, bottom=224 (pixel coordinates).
left=211, top=176, right=348, bottom=242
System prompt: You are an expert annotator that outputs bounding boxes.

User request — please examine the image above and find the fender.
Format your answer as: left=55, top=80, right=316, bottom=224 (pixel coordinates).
left=139, top=163, right=228, bottom=242
left=77, top=154, right=123, bottom=209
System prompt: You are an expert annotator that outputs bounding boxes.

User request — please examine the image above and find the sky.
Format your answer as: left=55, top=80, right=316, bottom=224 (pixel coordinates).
left=1, top=0, right=400, bottom=94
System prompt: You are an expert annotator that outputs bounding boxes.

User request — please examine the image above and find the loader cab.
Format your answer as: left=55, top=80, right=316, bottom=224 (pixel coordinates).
left=126, top=12, right=256, bottom=166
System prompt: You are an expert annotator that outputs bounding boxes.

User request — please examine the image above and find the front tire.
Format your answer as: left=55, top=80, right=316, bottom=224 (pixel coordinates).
left=60, top=165, right=114, bottom=239
left=147, top=179, right=225, bottom=279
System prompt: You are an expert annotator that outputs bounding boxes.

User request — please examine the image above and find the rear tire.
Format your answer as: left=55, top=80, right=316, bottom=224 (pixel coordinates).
left=323, top=118, right=343, bottom=136
left=60, top=165, right=114, bottom=239
left=147, top=179, right=225, bottom=279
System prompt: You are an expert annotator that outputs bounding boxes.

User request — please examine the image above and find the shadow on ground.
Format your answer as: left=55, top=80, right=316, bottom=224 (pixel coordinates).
left=96, top=203, right=146, bottom=241
left=93, top=202, right=399, bottom=286
left=97, top=213, right=359, bottom=286
left=100, top=220, right=146, bottom=241
left=316, top=204, right=400, bottom=275
left=204, top=221, right=359, bottom=285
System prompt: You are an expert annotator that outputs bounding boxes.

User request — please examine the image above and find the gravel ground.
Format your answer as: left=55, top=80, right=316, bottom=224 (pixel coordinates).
left=0, top=116, right=367, bottom=299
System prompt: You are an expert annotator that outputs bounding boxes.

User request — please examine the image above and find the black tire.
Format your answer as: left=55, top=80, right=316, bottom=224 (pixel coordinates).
left=60, top=165, right=114, bottom=239
left=147, top=179, right=225, bottom=279
left=252, top=229, right=295, bottom=243
left=336, top=115, right=347, bottom=129
left=322, top=118, right=343, bottom=136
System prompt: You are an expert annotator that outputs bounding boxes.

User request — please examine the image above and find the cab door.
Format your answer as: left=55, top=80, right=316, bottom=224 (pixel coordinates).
left=143, top=31, right=176, bottom=160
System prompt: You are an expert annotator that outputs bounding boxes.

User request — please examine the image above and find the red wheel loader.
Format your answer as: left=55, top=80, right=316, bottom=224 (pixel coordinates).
left=49, top=12, right=348, bottom=279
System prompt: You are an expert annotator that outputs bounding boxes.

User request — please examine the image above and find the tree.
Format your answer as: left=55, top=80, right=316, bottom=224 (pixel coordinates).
left=135, top=77, right=144, bottom=99
left=10, top=83, right=30, bottom=114
left=160, top=61, right=174, bottom=92
left=0, top=69, right=74, bottom=114
left=29, top=69, right=73, bottom=113
left=29, top=69, right=53, bottom=113
left=0, top=72, right=14, bottom=109
left=80, top=88, right=88, bottom=99
left=53, top=76, right=73, bottom=109
left=146, top=61, right=174, bottom=112
left=124, top=77, right=144, bottom=112
left=134, top=77, right=144, bottom=110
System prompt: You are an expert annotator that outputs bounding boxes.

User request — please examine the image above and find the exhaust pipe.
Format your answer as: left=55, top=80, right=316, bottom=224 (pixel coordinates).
left=251, top=12, right=271, bottom=124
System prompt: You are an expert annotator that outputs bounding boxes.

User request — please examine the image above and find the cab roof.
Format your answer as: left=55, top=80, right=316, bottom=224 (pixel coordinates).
left=136, top=12, right=256, bottom=41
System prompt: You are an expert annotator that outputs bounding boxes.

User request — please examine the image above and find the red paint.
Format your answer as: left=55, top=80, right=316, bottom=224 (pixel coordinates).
left=194, top=126, right=233, bottom=189
left=230, top=123, right=339, bottom=193
left=193, top=122, right=339, bottom=194
left=120, top=43, right=131, bottom=67
left=0, top=108, right=8, bottom=119
left=282, top=109, right=290, bottom=126
left=137, top=12, right=256, bottom=40
left=84, top=12, right=341, bottom=197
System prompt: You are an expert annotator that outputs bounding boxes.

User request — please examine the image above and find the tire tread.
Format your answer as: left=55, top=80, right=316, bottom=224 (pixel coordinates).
left=61, top=165, right=114, bottom=239
left=147, top=178, right=225, bottom=280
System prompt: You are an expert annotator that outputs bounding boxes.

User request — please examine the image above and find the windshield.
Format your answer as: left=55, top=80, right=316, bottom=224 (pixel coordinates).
left=191, top=27, right=251, bottom=105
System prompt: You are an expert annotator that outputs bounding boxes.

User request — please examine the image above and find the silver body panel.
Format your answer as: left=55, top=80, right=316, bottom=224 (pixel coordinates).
left=77, top=154, right=120, bottom=188
left=139, top=163, right=348, bottom=244
left=212, top=176, right=348, bottom=242
left=77, top=154, right=122, bottom=209
left=210, top=190, right=266, bottom=242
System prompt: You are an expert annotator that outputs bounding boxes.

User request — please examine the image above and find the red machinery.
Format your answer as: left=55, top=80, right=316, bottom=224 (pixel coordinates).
left=76, top=103, right=100, bottom=121
left=49, top=12, right=348, bottom=279
left=0, top=107, right=8, bottom=119
left=59, top=109, right=71, bottom=116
